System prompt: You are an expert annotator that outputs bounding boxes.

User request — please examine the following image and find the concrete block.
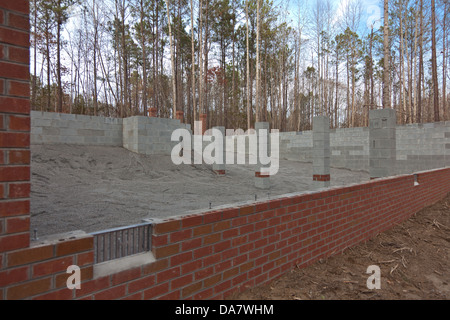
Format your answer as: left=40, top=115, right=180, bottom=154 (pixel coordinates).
left=255, top=176, right=270, bottom=189
left=43, top=127, right=60, bottom=136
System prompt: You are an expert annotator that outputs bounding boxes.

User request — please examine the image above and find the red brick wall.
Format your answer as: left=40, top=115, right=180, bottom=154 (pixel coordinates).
left=1, top=166, right=449, bottom=300
left=0, top=0, right=31, bottom=262
left=1, top=0, right=450, bottom=301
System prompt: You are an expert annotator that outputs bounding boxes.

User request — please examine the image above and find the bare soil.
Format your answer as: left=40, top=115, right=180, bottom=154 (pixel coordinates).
left=233, top=192, right=450, bottom=300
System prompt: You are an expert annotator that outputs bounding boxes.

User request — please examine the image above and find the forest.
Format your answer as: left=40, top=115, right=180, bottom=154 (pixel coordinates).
left=30, top=0, right=450, bottom=131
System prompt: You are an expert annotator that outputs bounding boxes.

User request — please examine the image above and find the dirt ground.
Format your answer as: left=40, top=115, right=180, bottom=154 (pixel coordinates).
left=233, top=192, right=450, bottom=300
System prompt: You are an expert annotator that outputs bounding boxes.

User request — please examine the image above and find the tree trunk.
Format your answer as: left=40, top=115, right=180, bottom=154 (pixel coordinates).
left=383, top=0, right=391, bottom=109
left=245, top=0, right=250, bottom=130
left=165, top=0, right=177, bottom=118
left=255, top=0, right=261, bottom=123
left=417, top=0, right=423, bottom=123
left=190, top=0, right=196, bottom=122
left=56, top=0, right=63, bottom=113
left=431, top=0, right=439, bottom=122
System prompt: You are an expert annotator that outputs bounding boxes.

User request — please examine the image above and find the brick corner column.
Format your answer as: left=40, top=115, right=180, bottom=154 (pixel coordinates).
left=254, top=122, right=270, bottom=189
left=312, top=116, right=330, bottom=189
left=199, top=113, right=207, bottom=135
left=148, top=107, right=157, bottom=117
left=176, top=110, right=184, bottom=123
left=369, top=108, right=396, bottom=179
left=0, top=0, right=32, bottom=256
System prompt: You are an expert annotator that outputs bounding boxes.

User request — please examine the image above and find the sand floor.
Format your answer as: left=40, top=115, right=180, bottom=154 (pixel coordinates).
left=30, top=144, right=369, bottom=237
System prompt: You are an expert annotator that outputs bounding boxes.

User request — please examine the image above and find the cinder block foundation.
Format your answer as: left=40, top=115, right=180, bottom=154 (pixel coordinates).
left=312, top=116, right=330, bottom=188
left=369, top=109, right=396, bottom=179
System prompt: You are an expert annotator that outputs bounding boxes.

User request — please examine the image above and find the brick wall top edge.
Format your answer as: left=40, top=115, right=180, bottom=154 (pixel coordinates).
left=30, top=230, right=92, bottom=248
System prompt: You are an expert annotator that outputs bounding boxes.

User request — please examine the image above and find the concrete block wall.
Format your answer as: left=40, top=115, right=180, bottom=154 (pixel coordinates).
left=123, top=116, right=191, bottom=156
left=31, top=112, right=192, bottom=156
left=279, top=122, right=450, bottom=174
left=396, top=122, right=450, bottom=174
left=31, top=111, right=123, bottom=146
left=369, top=109, right=396, bottom=179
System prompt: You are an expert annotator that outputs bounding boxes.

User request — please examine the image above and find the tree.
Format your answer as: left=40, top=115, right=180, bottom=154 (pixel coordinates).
left=431, top=0, right=439, bottom=121
left=383, top=0, right=391, bottom=109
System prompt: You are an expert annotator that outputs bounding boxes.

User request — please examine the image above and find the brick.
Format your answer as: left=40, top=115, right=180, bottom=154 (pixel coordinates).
left=9, top=115, right=30, bottom=131
left=0, top=96, right=30, bottom=114
left=214, top=260, right=232, bottom=273
left=0, top=27, right=29, bottom=48
left=181, top=215, right=203, bottom=228
left=170, top=251, right=192, bottom=266
left=0, top=0, right=30, bottom=14
left=169, top=228, right=192, bottom=243
left=181, top=238, right=202, bottom=251
left=5, top=216, right=29, bottom=233
left=195, top=266, right=214, bottom=280
left=7, top=277, right=52, bottom=300
left=153, top=220, right=180, bottom=234
left=0, top=183, right=4, bottom=199
left=7, top=12, right=29, bottom=31
left=33, top=288, right=73, bottom=300
left=0, top=166, right=29, bottom=182
left=193, top=246, right=212, bottom=259
left=111, top=267, right=141, bottom=285
left=222, top=207, right=239, bottom=219
left=171, top=274, right=192, bottom=290
left=7, top=46, right=29, bottom=64
left=239, top=205, right=255, bottom=216
left=32, top=256, right=73, bottom=277
left=0, top=265, right=28, bottom=286
left=213, top=279, right=232, bottom=294
left=0, top=199, right=29, bottom=217
left=222, top=266, right=239, bottom=280
left=142, top=259, right=168, bottom=275
left=8, top=182, right=30, bottom=198
left=0, top=79, right=3, bottom=95
left=8, top=150, right=30, bottom=164
left=8, top=80, right=30, bottom=97
left=214, top=240, right=231, bottom=253
left=193, top=224, right=212, bottom=237
left=156, top=267, right=180, bottom=282
left=213, top=220, right=230, bottom=232
left=74, top=276, right=110, bottom=298
left=0, top=232, right=29, bottom=251
left=94, top=284, right=126, bottom=300
left=158, top=289, right=180, bottom=300
left=143, top=282, right=169, bottom=299
left=182, top=281, right=202, bottom=298
left=127, top=275, right=155, bottom=294
left=203, top=274, right=222, bottom=288
left=55, top=237, right=93, bottom=256
left=7, top=245, right=53, bottom=267
left=203, top=211, right=222, bottom=223
left=76, top=251, right=94, bottom=266
left=152, top=234, right=168, bottom=246
left=0, top=132, right=29, bottom=148
left=154, top=243, right=179, bottom=259
left=203, top=233, right=221, bottom=245
left=181, top=260, right=202, bottom=274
